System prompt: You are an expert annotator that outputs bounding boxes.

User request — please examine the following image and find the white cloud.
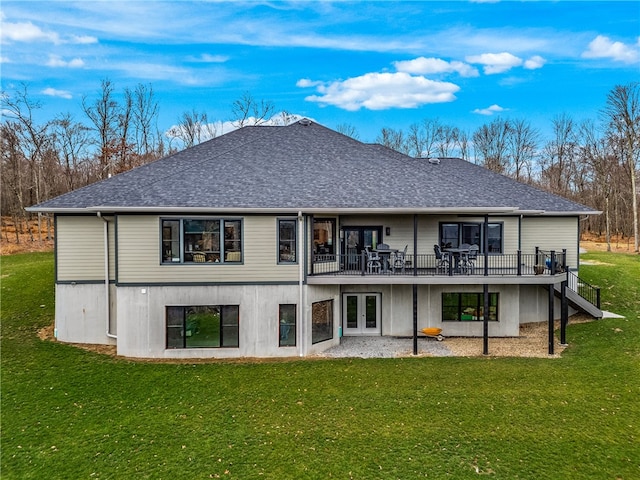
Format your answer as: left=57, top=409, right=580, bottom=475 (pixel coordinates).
left=187, top=53, right=229, bottom=63
left=41, top=87, right=72, bottom=99
left=466, top=52, right=523, bottom=74
left=582, top=35, right=639, bottom=64
left=296, top=78, right=323, bottom=88
left=524, top=55, right=546, bottom=70
left=473, top=104, right=507, bottom=116
left=69, top=34, right=98, bottom=44
left=1, top=20, right=60, bottom=44
left=300, top=72, right=460, bottom=111
left=46, top=55, right=84, bottom=68
left=0, top=55, right=9, bottom=63
left=393, top=57, right=479, bottom=77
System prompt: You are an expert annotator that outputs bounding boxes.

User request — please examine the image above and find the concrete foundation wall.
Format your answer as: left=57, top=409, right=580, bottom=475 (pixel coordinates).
left=341, top=284, right=523, bottom=338
left=55, top=283, right=116, bottom=345
left=116, top=284, right=307, bottom=359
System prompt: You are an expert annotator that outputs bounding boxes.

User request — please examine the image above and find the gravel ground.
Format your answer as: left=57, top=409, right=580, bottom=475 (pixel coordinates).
left=318, top=315, right=599, bottom=359
left=319, top=335, right=454, bottom=358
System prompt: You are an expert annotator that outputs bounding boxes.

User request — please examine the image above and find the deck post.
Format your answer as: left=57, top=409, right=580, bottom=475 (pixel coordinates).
left=483, top=284, right=489, bottom=355
left=517, top=250, right=522, bottom=276
left=550, top=250, right=556, bottom=275
left=413, top=214, right=418, bottom=355
left=484, top=215, right=489, bottom=276
left=548, top=282, right=555, bottom=355
left=413, top=214, right=418, bottom=277
left=413, top=284, right=418, bottom=355
left=560, top=267, right=569, bottom=345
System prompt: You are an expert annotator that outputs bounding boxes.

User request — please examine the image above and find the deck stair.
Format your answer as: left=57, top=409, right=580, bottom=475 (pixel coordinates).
left=554, top=271, right=602, bottom=318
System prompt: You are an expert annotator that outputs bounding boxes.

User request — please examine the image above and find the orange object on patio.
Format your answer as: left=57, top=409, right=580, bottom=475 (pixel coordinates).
left=421, top=327, right=445, bottom=341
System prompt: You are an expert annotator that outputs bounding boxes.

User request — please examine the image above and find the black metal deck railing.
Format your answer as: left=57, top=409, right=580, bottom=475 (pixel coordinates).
left=310, top=251, right=567, bottom=277
left=567, top=271, right=601, bottom=309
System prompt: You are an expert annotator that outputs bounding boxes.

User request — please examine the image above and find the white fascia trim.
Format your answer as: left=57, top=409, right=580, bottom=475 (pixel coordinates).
left=81, top=206, right=521, bottom=215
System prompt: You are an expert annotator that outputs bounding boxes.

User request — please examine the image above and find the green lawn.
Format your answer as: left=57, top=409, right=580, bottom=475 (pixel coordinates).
left=1, top=251, right=639, bottom=479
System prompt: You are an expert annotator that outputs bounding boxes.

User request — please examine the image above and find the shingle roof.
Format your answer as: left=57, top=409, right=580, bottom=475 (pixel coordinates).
left=29, top=120, right=598, bottom=215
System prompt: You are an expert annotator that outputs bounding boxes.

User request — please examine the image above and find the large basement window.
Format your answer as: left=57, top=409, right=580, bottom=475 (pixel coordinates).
left=442, top=293, right=499, bottom=322
left=166, top=305, right=239, bottom=348
left=161, top=218, right=243, bottom=264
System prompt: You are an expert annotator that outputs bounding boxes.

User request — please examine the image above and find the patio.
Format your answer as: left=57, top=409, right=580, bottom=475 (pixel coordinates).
left=315, top=316, right=598, bottom=359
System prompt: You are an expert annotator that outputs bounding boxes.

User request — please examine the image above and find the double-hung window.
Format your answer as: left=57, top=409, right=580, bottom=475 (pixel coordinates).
left=439, top=222, right=503, bottom=253
left=278, top=219, right=297, bottom=264
left=161, top=218, right=242, bottom=264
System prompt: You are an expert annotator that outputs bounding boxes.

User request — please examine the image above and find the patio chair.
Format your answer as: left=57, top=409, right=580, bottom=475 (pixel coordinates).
left=365, top=246, right=381, bottom=273
left=392, top=244, right=411, bottom=273
left=461, top=245, right=479, bottom=274
left=433, top=244, right=449, bottom=272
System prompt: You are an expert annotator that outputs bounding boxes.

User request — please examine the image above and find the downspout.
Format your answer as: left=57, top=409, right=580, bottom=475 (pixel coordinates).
left=97, top=212, right=117, bottom=339
left=298, top=211, right=304, bottom=357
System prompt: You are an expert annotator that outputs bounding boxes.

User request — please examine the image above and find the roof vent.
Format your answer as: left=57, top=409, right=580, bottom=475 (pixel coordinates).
left=298, top=118, right=312, bottom=126
left=428, top=158, right=441, bottom=165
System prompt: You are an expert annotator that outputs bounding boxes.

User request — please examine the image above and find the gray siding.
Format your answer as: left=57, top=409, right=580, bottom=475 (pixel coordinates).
left=116, top=215, right=299, bottom=284
left=56, top=215, right=115, bottom=281
left=521, top=216, right=578, bottom=267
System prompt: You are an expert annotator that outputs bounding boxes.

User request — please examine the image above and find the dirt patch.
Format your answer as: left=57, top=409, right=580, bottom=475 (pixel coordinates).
left=1, top=216, right=54, bottom=255
left=580, top=233, right=638, bottom=254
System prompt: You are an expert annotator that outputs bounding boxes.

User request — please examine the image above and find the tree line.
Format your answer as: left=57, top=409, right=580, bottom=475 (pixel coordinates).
left=1, top=80, right=638, bottom=252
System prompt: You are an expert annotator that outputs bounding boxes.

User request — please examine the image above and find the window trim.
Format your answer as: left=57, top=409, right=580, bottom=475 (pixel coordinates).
left=277, top=218, right=298, bottom=265
left=311, top=299, right=334, bottom=344
left=441, top=292, right=499, bottom=322
left=160, top=217, right=244, bottom=265
left=438, top=221, right=503, bottom=254
left=278, top=304, right=297, bottom=347
left=166, top=305, right=240, bottom=349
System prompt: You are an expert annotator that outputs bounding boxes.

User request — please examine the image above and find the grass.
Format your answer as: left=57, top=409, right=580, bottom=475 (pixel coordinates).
left=2, top=251, right=639, bottom=479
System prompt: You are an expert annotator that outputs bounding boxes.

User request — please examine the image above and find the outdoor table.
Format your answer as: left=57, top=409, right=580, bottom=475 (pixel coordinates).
left=374, top=248, right=398, bottom=273
left=443, top=248, right=469, bottom=273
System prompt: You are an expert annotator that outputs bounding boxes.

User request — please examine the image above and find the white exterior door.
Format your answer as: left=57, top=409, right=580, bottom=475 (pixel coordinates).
left=342, top=293, right=381, bottom=336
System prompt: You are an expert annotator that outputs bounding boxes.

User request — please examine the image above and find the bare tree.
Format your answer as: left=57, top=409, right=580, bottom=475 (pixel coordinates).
left=1, top=84, right=53, bottom=241
left=231, top=91, right=275, bottom=128
left=437, top=125, right=460, bottom=158
left=472, top=118, right=511, bottom=173
left=132, top=83, right=159, bottom=157
left=507, top=118, right=539, bottom=182
left=335, top=123, right=360, bottom=140
left=82, top=79, right=120, bottom=179
left=52, top=113, right=92, bottom=190
left=602, top=82, right=640, bottom=252
left=421, top=118, right=443, bottom=159
left=166, top=109, right=217, bottom=149
left=541, top=113, right=579, bottom=195
left=376, top=127, right=408, bottom=155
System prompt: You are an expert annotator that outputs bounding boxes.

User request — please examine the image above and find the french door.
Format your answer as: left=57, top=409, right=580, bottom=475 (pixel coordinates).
left=342, top=293, right=381, bottom=336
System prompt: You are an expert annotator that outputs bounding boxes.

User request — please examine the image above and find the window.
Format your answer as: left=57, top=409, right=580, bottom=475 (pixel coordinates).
left=313, top=218, right=336, bottom=256
left=166, top=305, right=239, bottom=348
left=442, top=293, right=499, bottom=322
left=279, top=304, right=296, bottom=347
left=161, top=218, right=242, bottom=264
left=439, top=222, right=503, bottom=253
left=312, top=300, right=333, bottom=344
left=278, top=219, right=297, bottom=263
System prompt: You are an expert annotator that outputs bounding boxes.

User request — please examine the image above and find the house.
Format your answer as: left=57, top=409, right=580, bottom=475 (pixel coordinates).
left=27, top=119, right=602, bottom=359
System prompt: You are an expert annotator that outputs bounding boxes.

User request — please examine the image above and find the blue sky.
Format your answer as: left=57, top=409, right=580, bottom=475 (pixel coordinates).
left=1, top=1, right=639, bottom=143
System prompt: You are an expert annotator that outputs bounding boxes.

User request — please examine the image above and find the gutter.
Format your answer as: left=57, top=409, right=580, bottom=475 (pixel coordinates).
left=298, top=211, right=304, bottom=357
left=97, top=212, right=117, bottom=340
